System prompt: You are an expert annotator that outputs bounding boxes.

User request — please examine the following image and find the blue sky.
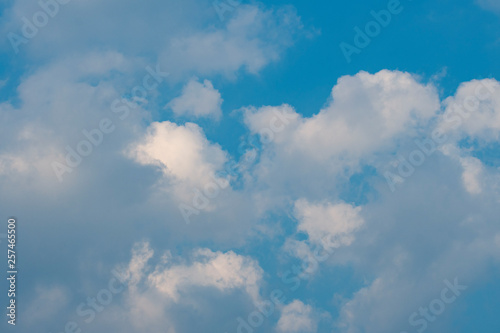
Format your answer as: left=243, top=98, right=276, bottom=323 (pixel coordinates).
left=0, top=0, right=499, bottom=332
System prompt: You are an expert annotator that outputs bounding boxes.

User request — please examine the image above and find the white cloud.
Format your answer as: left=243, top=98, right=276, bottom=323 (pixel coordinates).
left=237, top=73, right=500, bottom=333
left=123, top=241, right=155, bottom=288
left=333, top=153, right=500, bottom=333
left=128, top=121, right=226, bottom=184
left=266, top=70, right=439, bottom=161
left=118, top=242, right=264, bottom=332
left=294, top=199, right=364, bottom=247
left=148, top=248, right=263, bottom=303
left=160, top=5, right=305, bottom=79
left=439, top=79, right=500, bottom=142
left=459, top=156, right=484, bottom=195
left=241, top=70, right=440, bottom=211
left=167, top=78, right=223, bottom=119
left=1, top=39, right=500, bottom=333
left=276, top=300, right=317, bottom=333
left=123, top=242, right=264, bottom=303
left=127, top=120, right=228, bottom=204
left=441, top=144, right=484, bottom=195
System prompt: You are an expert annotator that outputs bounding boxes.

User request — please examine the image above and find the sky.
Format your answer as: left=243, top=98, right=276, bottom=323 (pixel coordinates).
left=0, top=0, right=499, bottom=332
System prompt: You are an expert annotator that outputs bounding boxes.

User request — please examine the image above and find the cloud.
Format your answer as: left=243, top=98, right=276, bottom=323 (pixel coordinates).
left=241, top=70, right=440, bottom=212
left=246, top=70, right=440, bottom=162
left=333, top=152, right=500, bottom=332
left=1, top=1, right=307, bottom=81
left=118, top=242, right=264, bottom=332
left=294, top=199, right=364, bottom=247
left=0, top=51, right=141, bottom=188
left=276, top=300, right=317, bottom=333
left=439, top=79, right=500, bottom=142
left=148, top=248, right=263, bottom=304
left=166, top=78, right=223, bottom=119
left=123, top=242, right=264, bottom=303
left=127, top=120, right=228, bottom=205
left=1, top=35, right=499, bottom=333
left=238, top=72, right=500, bottom=333
left=433, top=78, right=500, bottom=195
left=441, top=144, right=484, bottom=195
left=160, top=4, right=305, bottom=79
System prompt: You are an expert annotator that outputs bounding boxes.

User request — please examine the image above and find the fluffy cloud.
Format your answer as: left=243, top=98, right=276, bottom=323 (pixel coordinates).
left=333, top=150, right=500, bottom=332
left=239, top=72, right=500, bottom=333
left=127, top=120, right=229, bottom=204
left=160, top=5, right=305, bottom=79
left=119, top=242, right=264, bottom=332
left=439, top=79, right=500, bottom=142
left=1, top=20, right=499, bottom=332
left=276, top=300, right=317, bottom=333
left=294, top=199, right=364, bottom=247
left=240, top=70, right=441, bottom=212
left=440, top=144, right=485, bottom=195
left=166, top=78, right=223, bottom=119
left=246, top=70, right=440, bottom=162
left=432, top=78, right=500, bottom=195
left=148, top=248, right=263, bottom=303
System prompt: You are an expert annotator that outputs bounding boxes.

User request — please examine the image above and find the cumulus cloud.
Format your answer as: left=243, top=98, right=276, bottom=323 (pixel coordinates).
left=127, top=120, right=229, bottom=205
left=148, top=248, right=263, bottom=303
left=118, top=242, right=264, bottom=332
left=276, top=300, right=317, bottom=333
left=432, top=78, right=500, bottom=196
left=123, top=242, right=264, bottom=302
left=294, top=199, right=364, bottom=247
left=240, top=70, right=441, bottom=212
left=166, top=78, right=223, bottom=119
left=440, top=144, right=485, bottom=195
left=0, top=21, right=499, bottom=332
left=439, top=79, right=500, bottom=142
left=239, top=72, right=500, bottom=333
left=246, top=70, right=440, bottom=162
